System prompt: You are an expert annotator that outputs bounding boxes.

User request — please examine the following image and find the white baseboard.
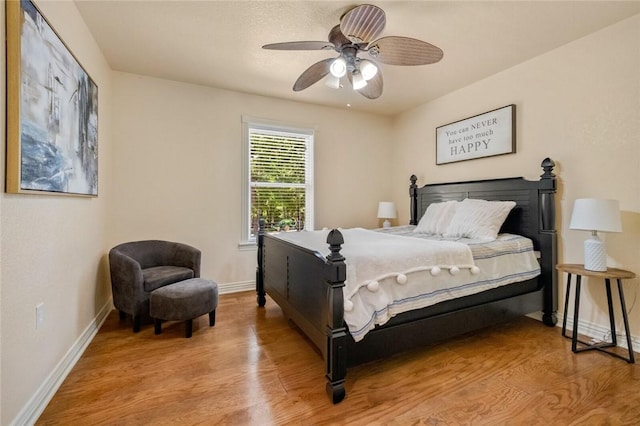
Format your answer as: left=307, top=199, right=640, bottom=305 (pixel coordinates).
left=218, top=280, right=254, bottom=294
left=12, top=282, right=255, bottom=425
left=560, top=313, right=640, bottom=353
left=530, top=311, right=640, bottom=353
left=11, top=297, right=113, bottom=426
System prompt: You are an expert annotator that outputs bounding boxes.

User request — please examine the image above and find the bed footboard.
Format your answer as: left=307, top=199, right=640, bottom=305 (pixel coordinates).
left=257, top=222, right=348, bottom=403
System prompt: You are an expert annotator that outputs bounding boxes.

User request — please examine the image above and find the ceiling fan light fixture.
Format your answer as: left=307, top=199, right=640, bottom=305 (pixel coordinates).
left=360, top=59, right=378, bottom=81
left=352, top=70, right=367, bottom=90
left=325, top=74, right=341, bottom=89
left=329, top=57, right=347, bottom=78
left=263, top=4, right=441, bottom=100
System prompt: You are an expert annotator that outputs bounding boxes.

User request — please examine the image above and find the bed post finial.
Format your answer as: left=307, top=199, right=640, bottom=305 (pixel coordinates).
left=409, top=175, right=418, bottom=225
left=325, top=229, right=347, bottom=404
left=540, top=157, right=556, bottom=179
left=326, top=229, right=345, bottom=262
left=539, top=159, right=557, bottom=230
left=256, top=217, right=266, bottom=307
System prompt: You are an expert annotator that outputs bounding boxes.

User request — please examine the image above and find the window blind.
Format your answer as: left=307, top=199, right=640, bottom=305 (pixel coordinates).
left=248, top=127, right=312, bottom=237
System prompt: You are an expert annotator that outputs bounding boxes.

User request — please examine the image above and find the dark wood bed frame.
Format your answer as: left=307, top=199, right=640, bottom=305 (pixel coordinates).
left=256, top=158, right=558, bottom=404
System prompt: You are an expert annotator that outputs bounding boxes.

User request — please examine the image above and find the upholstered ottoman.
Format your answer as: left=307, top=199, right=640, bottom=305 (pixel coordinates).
left=149, top=278, right=218, bottom=338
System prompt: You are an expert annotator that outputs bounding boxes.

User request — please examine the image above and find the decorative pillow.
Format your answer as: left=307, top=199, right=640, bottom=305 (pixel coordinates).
left=443, top=198, right=516, bottom=240
left=414, top=201, right=459, bottom=235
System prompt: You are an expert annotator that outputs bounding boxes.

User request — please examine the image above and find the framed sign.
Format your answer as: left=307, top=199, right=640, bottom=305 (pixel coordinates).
left=436, top=104, right=515, bottom=165
left=6, top=0, right=99, bottom=196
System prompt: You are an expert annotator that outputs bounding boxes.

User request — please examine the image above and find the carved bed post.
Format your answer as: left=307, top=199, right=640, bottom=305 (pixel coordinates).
left=539, top=158, right=558, bottom=326
left=325, top=229, right=347, bottom=404
left=256, top=217, right=266, bottom=307
left=409, top=174, right=418, bottom=225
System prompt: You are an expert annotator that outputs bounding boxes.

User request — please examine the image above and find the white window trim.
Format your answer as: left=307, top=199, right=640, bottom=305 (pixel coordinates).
left=239, top=116, right=316, bottom=248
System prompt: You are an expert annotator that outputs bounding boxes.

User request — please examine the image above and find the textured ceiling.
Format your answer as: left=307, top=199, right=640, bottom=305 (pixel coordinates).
left=75, top=1, right=640, bottom=116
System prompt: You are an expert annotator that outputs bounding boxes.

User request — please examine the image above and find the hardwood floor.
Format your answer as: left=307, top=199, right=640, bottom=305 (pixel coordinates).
left=38, top=291, right=640, bottom=425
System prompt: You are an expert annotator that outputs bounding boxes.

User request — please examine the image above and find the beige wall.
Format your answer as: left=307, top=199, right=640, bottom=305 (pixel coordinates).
left=110, top=72, right=393, bottom=287
left=0, top=1, right=113, bottom=423
left=391, top=14, right=640, bottom=339
left=0, top=2, right=4, bottom=421
left=1, top=2, right=638, bottom=423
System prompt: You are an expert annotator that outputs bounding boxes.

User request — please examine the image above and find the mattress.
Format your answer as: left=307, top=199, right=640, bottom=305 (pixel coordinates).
left=273, top=225, right=541, bottom=342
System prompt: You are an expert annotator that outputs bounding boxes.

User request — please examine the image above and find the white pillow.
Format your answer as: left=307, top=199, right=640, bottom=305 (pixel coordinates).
left=443, top=198, right=516, bottom=240
left=414, top=201, right=459, bottom=235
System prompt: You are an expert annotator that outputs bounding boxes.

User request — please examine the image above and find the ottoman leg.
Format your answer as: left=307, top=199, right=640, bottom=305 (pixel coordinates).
left=133, top=315, right=141, bottom=333
left=209, top=310, right=216, bottom=327
left=185, top=319, right=193, bottom=338
left=154, top=319, right=162, bottom=335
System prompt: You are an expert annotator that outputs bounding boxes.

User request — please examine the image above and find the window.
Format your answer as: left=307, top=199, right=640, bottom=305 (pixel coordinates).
left=241, top=117, right=314, bottom=245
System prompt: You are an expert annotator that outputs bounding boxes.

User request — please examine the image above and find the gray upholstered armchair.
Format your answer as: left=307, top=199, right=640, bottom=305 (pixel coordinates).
left=109, top=240, right=201, bottom=332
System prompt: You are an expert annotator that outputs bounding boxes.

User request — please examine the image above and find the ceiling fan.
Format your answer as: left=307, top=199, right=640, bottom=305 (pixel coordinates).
left=262, top=4, right=443, bottom=100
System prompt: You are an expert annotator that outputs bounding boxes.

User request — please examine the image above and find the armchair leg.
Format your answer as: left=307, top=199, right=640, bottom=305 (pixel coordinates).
left=209, top=310, right=216, bottom=327
left=154, top=319, right=162, bottom=335
left=133, top=315, right=141, bottom=333
left=185, top=319, right=193, bottom=338
left=119, top=311, right=126, bottom=321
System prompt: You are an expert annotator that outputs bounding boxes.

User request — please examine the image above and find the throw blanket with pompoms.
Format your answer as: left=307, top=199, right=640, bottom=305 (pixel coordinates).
left=273, top=228, right=478, bottom=340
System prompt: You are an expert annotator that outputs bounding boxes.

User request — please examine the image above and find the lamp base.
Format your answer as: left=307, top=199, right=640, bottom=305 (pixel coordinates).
left=584, top=234, right=607, bottom=272
left=382, top=219, right=391, bottom=228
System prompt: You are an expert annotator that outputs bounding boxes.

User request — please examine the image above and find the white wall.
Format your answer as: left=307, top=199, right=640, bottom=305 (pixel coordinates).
left=0, top=1, right=113, bottom=423
left=391, top=14, right=640, bottom=341
left=110, top=73, right=393, bottom=287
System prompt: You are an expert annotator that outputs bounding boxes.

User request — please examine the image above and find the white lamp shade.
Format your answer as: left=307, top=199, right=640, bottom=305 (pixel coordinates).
left=352, top=71, right=367, bottom=90
left=360, top=59, right=378, bottom=81
left=329, top=57, right=347, bottom=78
left=325, top=74, right=341, bottom=89
left=569, top=198, right=622, bottom=233
left=377, top=201, right=396, bottom=229
left=569, top=198, right=621, bottom=271
left=377, top=202, right=397, bottom=219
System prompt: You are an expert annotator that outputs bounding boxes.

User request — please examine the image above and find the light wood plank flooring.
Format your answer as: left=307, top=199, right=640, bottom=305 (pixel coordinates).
left=38, top=291, right=640, bottom=425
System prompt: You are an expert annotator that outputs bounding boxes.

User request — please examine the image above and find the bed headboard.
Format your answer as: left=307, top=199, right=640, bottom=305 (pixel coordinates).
left=410, top=158, right=556, bottom=249
left=409, top=158, right=558, bottom=324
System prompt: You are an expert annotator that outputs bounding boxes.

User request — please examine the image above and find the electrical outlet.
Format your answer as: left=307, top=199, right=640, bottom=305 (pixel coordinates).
left=36, top=303, right=44, bottom=329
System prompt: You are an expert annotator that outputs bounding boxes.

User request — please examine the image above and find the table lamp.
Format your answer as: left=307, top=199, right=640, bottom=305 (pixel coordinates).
left=377, top=201, right=397, bottom=228
left=569, top=198, right=622, bottom=271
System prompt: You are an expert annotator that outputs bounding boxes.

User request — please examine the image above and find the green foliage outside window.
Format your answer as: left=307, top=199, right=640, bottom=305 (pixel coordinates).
left=250, top=131, right=308, bottom=236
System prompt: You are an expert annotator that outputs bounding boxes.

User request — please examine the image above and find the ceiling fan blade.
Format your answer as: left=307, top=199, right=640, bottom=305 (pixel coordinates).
left=340, top=4, right=385, bottom=44
left=346, top=69, right=383, bottom=100
left=293, top=58, right=334, bottom=91
left=328, top=25, right=350, bottom=48
left=356, top=69, right=383, bottom=100
left=262, top=41, right=334, bottom=51
left=368, top=36, right=444, bottom=65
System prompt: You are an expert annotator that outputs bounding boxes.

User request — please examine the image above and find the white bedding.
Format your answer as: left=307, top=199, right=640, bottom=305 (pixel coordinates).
left=272, top=226, right=541, bottom=342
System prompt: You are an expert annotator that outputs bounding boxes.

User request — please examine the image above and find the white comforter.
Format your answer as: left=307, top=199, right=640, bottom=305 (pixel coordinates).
left=272, top=227, right=540, bottom=342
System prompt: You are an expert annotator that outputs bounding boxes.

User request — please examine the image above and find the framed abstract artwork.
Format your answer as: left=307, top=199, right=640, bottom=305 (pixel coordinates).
left=6, top=0, right=99, bottom=196
left=436, top=104, right=515, bottom=165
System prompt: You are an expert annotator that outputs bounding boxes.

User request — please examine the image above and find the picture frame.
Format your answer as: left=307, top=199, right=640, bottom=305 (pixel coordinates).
left=436, top=104, right=515, bottom=165
left=6, top=0, right=99, bottom=196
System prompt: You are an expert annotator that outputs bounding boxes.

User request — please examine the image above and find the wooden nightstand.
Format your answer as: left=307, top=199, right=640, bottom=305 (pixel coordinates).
left=557, top=263, right=636, bottom=363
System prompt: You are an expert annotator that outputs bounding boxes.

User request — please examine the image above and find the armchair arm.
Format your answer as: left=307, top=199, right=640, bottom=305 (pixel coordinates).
left=109, top=250, right=145, bottom=314
left=172, top=243, right=201, bottom=278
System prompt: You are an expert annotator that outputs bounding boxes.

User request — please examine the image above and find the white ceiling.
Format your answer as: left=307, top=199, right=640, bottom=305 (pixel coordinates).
left=75, top=1, right=640, bottom=116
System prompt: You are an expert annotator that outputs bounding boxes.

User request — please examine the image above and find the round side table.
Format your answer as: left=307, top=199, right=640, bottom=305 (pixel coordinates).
left=557, top=263, right=635, bottom=363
